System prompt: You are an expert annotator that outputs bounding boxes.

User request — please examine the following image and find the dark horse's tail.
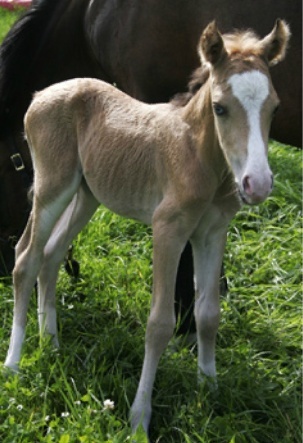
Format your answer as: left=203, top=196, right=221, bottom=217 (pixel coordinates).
left=0, top=0, right=102, bottom=137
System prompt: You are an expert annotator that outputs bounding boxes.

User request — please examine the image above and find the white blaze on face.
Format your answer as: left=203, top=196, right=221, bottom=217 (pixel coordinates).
left=228, top=70, right=273, bottom=203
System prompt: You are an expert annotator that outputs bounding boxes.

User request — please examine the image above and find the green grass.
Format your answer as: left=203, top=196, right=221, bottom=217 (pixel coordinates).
left=0, top=9, right=302, bottom=443
left=0, top=143, right=301, bottom=442
left=0, top=7, right=23, bottom=41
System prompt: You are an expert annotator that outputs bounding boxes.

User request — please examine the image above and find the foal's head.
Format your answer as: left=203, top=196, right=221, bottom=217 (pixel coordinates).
left=200, top=20, right=290, bottom=204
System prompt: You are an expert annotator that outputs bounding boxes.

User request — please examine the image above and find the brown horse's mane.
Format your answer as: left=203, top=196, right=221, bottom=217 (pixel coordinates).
left=170, top=65, right=210, bottom=107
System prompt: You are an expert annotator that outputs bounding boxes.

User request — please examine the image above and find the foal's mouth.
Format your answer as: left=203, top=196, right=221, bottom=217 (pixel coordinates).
left=237, top=188, right=258, bottom=206
left=238, top=188, right=271, bottom=206
left=238, top=189, right=250, bottom=205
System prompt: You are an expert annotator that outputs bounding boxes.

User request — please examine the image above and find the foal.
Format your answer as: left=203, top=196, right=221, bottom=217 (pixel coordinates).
left=4, top=20, right=290, bottom=434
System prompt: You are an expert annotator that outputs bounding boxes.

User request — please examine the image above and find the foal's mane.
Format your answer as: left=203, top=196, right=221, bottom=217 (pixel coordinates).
left=171, top=28, right=266, bottom=107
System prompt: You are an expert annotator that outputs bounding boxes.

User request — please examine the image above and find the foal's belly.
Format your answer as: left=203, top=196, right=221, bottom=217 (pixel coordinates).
left=101, top=192, right=161, bottom=225
left=86, top=176, right=162, bottom=225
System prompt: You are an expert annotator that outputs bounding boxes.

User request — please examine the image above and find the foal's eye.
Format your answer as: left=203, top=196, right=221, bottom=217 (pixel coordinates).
left=213, top=103, right=227, bottom=117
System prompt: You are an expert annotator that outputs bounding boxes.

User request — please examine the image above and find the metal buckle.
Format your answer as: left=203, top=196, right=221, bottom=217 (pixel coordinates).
left=10, top=153, right=25, bottom=171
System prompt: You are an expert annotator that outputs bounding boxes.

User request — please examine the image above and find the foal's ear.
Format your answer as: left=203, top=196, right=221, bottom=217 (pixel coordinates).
left=259, top=19, right=291, bottom=66
left=199, top=21, right=227, bottom=66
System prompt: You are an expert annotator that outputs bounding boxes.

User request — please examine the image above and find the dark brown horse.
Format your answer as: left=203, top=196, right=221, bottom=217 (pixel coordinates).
left=0, top=0, right=301, bottom=333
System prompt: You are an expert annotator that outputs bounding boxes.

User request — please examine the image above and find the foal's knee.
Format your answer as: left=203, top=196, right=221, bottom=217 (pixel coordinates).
left=12, top=260, right=25, bottom=290
left=13, top=245, right=43, bottom=296
left=194, top=292, right=220, bottom=339
left=146, top=309, right=175, bottom=352
left=13, top=253, right=31, bottom=289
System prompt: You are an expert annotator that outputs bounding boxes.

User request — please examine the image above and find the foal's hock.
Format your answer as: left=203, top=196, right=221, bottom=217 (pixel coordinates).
left=4, top=20, right=290, bottom=435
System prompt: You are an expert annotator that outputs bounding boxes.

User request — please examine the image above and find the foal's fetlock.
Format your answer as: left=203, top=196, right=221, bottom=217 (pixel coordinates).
left=3, top=359, right=20, bottom=375
left=129, top=399, right=151, bottom=441
left=197, top=368, right=218, bottom=392
left=39, top=331, right=59, bottom=351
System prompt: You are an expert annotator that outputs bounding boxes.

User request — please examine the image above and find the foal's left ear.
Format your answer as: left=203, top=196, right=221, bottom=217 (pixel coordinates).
left=199, top=21, right=227, bottom=66
left=259, top=19, right=291, bottom=66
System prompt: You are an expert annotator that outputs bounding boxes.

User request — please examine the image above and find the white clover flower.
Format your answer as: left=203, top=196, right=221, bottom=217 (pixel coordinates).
left=61, top=411, right=70, bottom=418
left=103, top=399, right=115, bottom=410
left=74, top=400, right=81, bottom=406
left=17, top=404, right=23, bottom=411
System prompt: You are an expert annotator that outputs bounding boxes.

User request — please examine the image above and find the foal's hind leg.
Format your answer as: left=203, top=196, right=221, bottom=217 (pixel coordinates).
left=4, top=176, right=82, bottom=371
left=3, top=215, right=34, bottom=371
left=37, top=182, right=98, bottom=345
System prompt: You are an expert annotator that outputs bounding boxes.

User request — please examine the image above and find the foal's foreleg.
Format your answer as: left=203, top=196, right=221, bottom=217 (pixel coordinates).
left=37, top=183, right=98, bottom=344
left=130, top=205, right=194, bottom=434
left=191, top=221, right=228, bottom=383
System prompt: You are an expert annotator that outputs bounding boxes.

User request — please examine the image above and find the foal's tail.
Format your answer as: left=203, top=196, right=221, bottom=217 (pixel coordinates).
left=0, top=0, right=100, bottom=137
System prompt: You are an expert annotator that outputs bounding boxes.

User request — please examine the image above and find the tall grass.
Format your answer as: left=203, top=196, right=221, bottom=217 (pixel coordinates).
left=0, top=9, right=302, bottom=443
left=0, top=8, right=22, bottom=40
left=0, top=143, right=301, bottom=442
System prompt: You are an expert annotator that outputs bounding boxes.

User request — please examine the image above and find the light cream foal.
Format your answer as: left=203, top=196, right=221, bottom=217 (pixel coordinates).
left=4, top=20, right=290, bottom=436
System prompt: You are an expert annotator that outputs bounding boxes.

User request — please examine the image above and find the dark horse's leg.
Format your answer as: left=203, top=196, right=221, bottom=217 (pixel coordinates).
left=174, top=242, right=196, bottom=335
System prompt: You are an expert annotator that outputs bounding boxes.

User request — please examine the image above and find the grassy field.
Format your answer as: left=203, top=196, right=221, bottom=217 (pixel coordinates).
left=0, top=8, right=302, bottom=443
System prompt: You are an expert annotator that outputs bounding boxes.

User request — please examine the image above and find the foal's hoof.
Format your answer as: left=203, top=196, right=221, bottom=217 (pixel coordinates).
left=129, top=402, right=151, bottom=443
left=198, top=371, right=218, bottom=392
left=130, top=425, right=150, bottom=443
left=2, top=362, right=19, bottom=375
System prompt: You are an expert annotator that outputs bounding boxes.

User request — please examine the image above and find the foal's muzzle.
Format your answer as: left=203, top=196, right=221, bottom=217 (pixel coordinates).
left=239, top=171, right=274, bottom=205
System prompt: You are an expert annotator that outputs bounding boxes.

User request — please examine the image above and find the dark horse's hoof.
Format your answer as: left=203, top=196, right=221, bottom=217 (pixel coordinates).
left=64, top=245, right=80, bottom=279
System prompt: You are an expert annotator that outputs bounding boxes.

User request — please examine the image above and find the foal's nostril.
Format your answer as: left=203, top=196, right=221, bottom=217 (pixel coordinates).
left=242, top=174, right=252, bottom=196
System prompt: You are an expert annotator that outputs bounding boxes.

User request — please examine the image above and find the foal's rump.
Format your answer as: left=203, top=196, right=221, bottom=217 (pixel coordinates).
left=24, top=84, right=80, bottom=201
